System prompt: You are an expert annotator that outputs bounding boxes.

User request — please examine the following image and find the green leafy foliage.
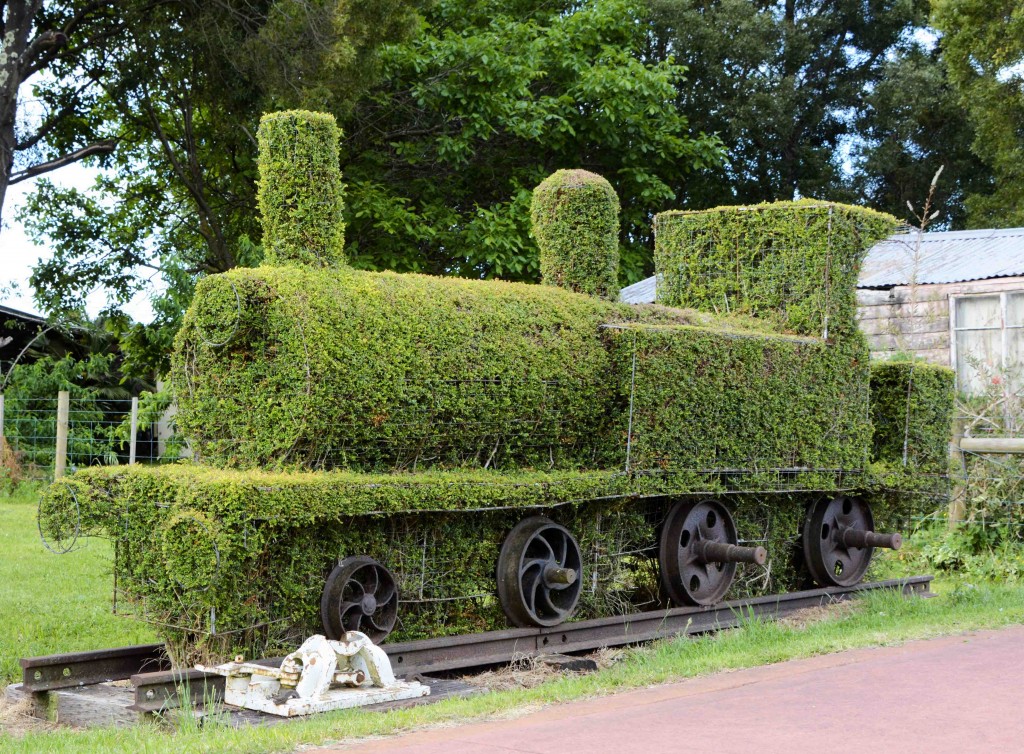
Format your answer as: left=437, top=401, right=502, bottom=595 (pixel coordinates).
left=341, top=0, right=723, bottom=282
left=850, top=45, right=992, bottom=230
left=531, top=170, right=620, bottom=299
left=258, top=111, right=346, bottom=267
left=172, top=261, right=768, bottom=472
left=604, top=325, right=870, bottom=480
left=646, top=0, right=934, bottom=211
left=869, top=361, right=956, bottom=477
left=40, top=463, right=837, bottom=657
left=933, top=0, right=1024, bottom=226
left=654, top=200, right=899, bottom=337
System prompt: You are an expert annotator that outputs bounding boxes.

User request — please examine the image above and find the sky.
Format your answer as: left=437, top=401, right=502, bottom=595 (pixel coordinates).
left=0, top=165, right=158, bottom=323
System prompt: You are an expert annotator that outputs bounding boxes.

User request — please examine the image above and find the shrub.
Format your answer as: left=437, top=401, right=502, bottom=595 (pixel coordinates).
left=603, top=324, right=871, bottom=480
left=869, top=360, right=955, bottom=476
left=531, top=169, right=620, bottom=299
left=257, top=110, right=346, bottom=267
left=655, top=200, right=899, bottom=337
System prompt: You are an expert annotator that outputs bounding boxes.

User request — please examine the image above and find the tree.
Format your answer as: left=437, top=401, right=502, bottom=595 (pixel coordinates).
left=645, top=0, right=930, bottom=208
left=0, top=0, right=130, bottom=228
left=341, top=0, right=722, bottom=283
left=850, top=44, right=992, bottom=229
left=21, top=0, right=422, bottom=374
left=933, top=0, right=1024, bottom=227
left=25, top=0, right=722, bottom=355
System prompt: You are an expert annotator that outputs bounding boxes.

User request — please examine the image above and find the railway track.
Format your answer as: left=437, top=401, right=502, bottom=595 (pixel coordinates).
left=14, top=576, right=932, bottom=718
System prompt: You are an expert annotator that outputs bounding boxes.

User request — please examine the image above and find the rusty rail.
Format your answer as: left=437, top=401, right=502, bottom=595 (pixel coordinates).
left=19, top=643, right=168, bottom=692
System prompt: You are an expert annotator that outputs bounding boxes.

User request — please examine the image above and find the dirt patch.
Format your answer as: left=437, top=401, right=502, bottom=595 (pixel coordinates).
left=0, top=690, right=56, bottom=737
left=461, top=647, right=625, bottom=692
left=777, top=600, right=858, bottom=630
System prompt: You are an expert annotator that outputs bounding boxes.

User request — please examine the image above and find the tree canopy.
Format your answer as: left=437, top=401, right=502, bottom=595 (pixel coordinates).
left=934, top=0, right=1024, bottom=226
left=4, top=0, right=1014, bottom=378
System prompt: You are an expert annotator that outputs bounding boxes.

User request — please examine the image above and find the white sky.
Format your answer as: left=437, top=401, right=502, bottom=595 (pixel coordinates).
left=0, top=164, right=158, bottom=323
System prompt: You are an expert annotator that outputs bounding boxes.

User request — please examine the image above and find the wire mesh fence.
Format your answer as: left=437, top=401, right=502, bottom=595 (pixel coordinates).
left=0, top=392, right=182, bottom=481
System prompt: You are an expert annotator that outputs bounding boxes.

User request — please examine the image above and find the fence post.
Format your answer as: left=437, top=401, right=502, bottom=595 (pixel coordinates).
left=55, top=390, right=70, bottom=479
left=0, top=392, right=5, bottom=462
left=947, top=417, right=965, bottom=530
left=129, top=396, right=139, bottom=464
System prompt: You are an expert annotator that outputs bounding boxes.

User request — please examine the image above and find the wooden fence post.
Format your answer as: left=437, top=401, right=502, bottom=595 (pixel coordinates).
left=947, top=417, right=965, bottom=529
left=55, top=390, right=69, bottom=479
left=129, top=396, right=139, bottom=464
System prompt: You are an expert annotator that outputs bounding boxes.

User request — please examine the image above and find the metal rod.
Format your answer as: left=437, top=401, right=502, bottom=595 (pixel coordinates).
left=55, top=390, right=69, bottom=479
left=693, top=541, right=768, bottom=565
left=129, top=396, right=139, bottom=464
left=543, top=566, right=577, bottom=586
left=841, top=529, right=902, bottom=550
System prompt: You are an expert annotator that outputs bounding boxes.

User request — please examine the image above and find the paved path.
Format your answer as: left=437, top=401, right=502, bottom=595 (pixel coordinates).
left=315, top=625, right=1024, bottom=754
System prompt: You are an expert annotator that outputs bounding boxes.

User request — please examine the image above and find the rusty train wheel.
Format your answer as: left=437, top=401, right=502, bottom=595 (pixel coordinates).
left=497, top=516, right=583, bottom=628
left=320, top=555, right=399, bottom=642
left=659, top=499, right=767, bottom=606
left=802, top=495, right=903, bottom=588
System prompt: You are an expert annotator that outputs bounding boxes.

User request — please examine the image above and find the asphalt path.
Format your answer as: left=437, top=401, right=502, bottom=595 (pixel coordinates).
left=315, top=625, right=1024, bottom=754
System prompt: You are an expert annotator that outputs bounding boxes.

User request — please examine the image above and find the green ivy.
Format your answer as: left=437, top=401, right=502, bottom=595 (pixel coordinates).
left=41, top=464, right=847, bottom=658
left=655, top=200, right=899, bottom=337
left=866, top=360, right=955, bottom=510
left=257, top=110, right=346, bottom=267
left=531, top=169, right=620, bottom=299
left=41, top=152, right=952, bottom=662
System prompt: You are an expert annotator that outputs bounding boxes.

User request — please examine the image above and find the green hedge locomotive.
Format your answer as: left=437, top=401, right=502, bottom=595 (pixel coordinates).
left=41, top=111, right=954, bottom=660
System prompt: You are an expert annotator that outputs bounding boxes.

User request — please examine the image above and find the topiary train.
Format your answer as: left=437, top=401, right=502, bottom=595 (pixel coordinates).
left=40, top=110, right=955, bottom=663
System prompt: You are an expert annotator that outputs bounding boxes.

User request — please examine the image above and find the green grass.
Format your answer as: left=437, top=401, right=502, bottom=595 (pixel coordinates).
left=2, top=485, right=1023, bottom=753
left=0, top=485, right=158, bottom=684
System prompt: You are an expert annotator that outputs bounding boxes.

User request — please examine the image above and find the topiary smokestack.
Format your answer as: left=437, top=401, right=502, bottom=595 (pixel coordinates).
left=257, top=110, right=346, bottom=267
left=530, top=169, right=620, bottom=299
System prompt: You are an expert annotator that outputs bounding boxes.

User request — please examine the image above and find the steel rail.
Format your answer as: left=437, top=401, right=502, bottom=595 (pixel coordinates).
left=19, top=643, right=169, bottom=692
left=383, top=576, right=933, bottom=675
left=17, top=576, right=931, bottom=712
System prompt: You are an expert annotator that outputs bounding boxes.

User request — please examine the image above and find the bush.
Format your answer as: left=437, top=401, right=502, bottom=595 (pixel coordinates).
left=869, top=360, right=955, bottom=476
left=531, top=169, right=620, bottom=299
left=655, top=200, right=899, bottom=337
left=257, top=110, right=346, bottom=267
left=173, top=264, right=763, bottom=472
left=604, top=324, right=870, bottom=479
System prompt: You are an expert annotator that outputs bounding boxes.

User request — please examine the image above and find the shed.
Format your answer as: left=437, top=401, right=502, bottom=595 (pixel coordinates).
left=618, top=226, right=1024, bottom=394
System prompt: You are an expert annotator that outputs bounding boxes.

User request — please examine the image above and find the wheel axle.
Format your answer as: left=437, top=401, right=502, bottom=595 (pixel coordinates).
left=692, top=541, right=768, bottom=566
left=840, top=528, right=902, bottom=550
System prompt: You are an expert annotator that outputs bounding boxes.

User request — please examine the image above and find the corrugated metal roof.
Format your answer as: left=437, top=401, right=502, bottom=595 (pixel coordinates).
left=859, top=227, right=1024, bottom=288
left=0, top=303, right=47, bottom=325
left=618, top=227, right=1024, bottom=304
left=619, top=276, right=656, bottom=304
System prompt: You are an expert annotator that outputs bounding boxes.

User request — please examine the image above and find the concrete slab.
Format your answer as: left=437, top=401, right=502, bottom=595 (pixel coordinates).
left=313, top=626, right=1024, bottom=754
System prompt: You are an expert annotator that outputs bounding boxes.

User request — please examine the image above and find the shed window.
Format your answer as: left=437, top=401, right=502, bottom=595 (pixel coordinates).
left=953, top=293, right=1024, bottom=394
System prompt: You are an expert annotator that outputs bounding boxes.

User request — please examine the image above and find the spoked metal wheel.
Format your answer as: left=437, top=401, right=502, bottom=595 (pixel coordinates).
left=320, top=556, right=399, bottom=642
left=659, top=499, right=767, bottom=606
left=802, top=495, right=903, bottom=587
left=497, top=516, right=583, bottom=627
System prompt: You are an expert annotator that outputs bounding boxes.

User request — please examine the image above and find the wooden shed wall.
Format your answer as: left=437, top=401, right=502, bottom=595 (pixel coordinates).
left=856, top=276, right=1024, bottom=365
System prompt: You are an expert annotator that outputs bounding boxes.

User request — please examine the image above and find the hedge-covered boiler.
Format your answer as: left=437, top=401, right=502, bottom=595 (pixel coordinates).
left=41, top=111, right=955, bottom=660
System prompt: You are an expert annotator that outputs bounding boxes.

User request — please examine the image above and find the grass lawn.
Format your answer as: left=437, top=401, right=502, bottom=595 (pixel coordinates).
left=0, top=485, right=159, bottom=684
left=2, top=484, right=1023, bottom=753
